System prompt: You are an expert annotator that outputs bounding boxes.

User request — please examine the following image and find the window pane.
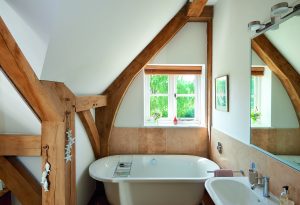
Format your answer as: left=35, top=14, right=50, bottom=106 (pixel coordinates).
left=177, top=97, right=195, bottom=118
left=150, top=96, right=168, bottom=118
left=150, top=75, right=168, bottom=94
left=176, top=75, right=195, bottom=94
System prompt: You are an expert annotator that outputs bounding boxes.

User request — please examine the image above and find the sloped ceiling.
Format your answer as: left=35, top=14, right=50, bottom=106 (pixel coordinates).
left=5, top=0, right=60, bottom=44
left=265, top=16, right=300, bottom=74
left=41, top=0, right=187, bottom=95
left=4, top=0, right=218, bottom=96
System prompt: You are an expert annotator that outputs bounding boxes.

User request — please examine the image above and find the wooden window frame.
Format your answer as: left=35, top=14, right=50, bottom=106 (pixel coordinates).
left=144, top=72, right=201, bottom=126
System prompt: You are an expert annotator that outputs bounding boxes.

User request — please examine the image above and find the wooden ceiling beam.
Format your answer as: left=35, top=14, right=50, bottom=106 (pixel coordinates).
left=187, top=0, right=208, bottom=17
left=78, top=110, right=101, bottom=158
left=252, top=34, right=300, bottom=122
left=0, top=18, right=64, bottom=122
left=0, top=157, right=41, bottom=205
left=188, top=6, right=213, bottom=22
left=96, top=5, right=189, bottom=157
left=75, top=95, right=107, bottom=112
left=0, top=135, right=41, bottom=156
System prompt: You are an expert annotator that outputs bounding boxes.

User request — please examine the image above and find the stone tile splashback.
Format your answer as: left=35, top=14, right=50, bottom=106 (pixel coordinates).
left=109, top=127, right=208, bottom=157
left=210, top=128, right=300, bottom=204
left=251, top=128, right=300, bottom=155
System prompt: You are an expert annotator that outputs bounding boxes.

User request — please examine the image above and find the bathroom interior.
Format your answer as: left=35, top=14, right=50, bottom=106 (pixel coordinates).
left=0, top=0, right=299, bottom=205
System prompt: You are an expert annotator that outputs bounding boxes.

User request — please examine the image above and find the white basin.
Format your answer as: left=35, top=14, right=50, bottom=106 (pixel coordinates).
left=205, top=177, right=279, bottom=205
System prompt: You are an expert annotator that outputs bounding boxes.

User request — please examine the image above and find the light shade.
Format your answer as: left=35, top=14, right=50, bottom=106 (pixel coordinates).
left=271, top=2, right=289, bottom=16
left=248, top=21, right=264, bottom=32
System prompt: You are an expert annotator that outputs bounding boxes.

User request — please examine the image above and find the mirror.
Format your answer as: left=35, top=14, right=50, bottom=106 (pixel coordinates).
left=250, top=15, right=300, bottom=171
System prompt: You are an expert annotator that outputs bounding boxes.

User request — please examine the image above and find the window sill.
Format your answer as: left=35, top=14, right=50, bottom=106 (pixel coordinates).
left=144, top=121, right=204, bottom=128
left=251, top=123, right=271, bottom=128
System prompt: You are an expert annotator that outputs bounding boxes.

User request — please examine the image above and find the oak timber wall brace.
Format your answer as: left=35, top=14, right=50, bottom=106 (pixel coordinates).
left=0, top=2, right=214, bottom=204
left=0, top=17, right=80, bottom=205
left=95, top=2, right=214, bottom=157
left=252, top=34, right=300, bottom=123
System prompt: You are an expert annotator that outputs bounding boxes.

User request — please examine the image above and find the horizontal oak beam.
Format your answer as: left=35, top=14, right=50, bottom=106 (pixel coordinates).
left=0, top=135, right=41, bottom=156
left=144, top=65, right=202, bottom=75
left=251, top=66, right=265, bottom=76
left=75, top=95, right=107, bottom=112
left=78, top=110, right=101, bottom=158
left=0, top=157, right=41, bottom=205
left=252, top=34, right=300, bottom=122
left=187, top=0, right=208, bottom=17
left=0, top=18, right=64, bottom=122
left=187, top=6, right=213, bottom=22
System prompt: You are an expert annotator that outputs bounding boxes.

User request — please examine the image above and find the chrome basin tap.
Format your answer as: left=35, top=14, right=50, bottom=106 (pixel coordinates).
left=250, top=175, right=270, bottom=198
left=262, top=176, right=270, bottom=198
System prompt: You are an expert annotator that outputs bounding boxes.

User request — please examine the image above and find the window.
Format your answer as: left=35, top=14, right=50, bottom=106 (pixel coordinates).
left=250, top=76, right=261, bottom=112
left=144, top=74, right=201, bottom=126
left=250, top=76, right=262, bottom=125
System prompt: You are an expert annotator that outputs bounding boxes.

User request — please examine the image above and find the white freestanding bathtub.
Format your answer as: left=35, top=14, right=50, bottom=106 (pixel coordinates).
left=89, top=155, right=219, bottom=205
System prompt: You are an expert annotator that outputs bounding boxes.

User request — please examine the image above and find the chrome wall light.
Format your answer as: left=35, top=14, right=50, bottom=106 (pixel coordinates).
left=271, top=2, right=290, bottom=16
left=248, top=2, right=300, bottom=37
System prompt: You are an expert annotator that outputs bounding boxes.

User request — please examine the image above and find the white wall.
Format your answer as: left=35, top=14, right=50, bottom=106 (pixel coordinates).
left=115, top=71, right=145, bottom=127
left=151, top=22, right=207, bottom=65
left=75, top=114, right=96, bottom=205
left=271, top=73, right=299, bottom=128
left=251, top=50, right=265, bottom=66
left=212, top=0, right=295, bottom=144
left=115, top=23, right=207, bottom=127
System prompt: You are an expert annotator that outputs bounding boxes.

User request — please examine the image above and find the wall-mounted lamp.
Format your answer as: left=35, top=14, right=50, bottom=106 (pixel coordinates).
left=248, top=21, right=265, bottom=32
left=248, top=2, right=300, bottom=37
left=271, top=2, right=290, bottom=16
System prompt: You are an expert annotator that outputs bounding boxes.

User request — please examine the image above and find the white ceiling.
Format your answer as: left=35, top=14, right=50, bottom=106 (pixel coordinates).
left=5, top=0, right=60, bottom=44
left=41, top=0, right=187, bottom=95
left=3, top=0, right=217, bottom=95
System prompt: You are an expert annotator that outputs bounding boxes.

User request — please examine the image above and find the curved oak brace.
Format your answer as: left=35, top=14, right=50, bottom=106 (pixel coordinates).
left=78, top=110, right=101, bottom=158
left=96, top=6, right=189, bottom=157
left=252, top=34, right=300, bottom=123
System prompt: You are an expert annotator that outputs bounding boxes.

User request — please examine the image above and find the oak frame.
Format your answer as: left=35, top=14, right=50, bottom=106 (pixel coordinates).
left=95, top=4, right=213, bottom=157
left=0, top=3, right=214, bottom=204
left=252, top=34, right=300, bottom=122
left=0, top=17, right=76, bottom=205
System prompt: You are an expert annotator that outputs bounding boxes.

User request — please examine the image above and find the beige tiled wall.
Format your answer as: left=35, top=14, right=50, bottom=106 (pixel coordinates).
left=210, top=128, right=300, bottom=203
left=251, top=128, right=300, bottom=155
left=109, top=127, right=208, bottom=157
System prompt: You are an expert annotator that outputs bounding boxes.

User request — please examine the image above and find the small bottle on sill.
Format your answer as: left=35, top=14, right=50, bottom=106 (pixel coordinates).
left=173, top=117, right=178, bottom=125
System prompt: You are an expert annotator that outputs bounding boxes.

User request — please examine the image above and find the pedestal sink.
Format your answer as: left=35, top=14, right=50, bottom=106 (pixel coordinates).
left=205, top=177, right=279, bottom=205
